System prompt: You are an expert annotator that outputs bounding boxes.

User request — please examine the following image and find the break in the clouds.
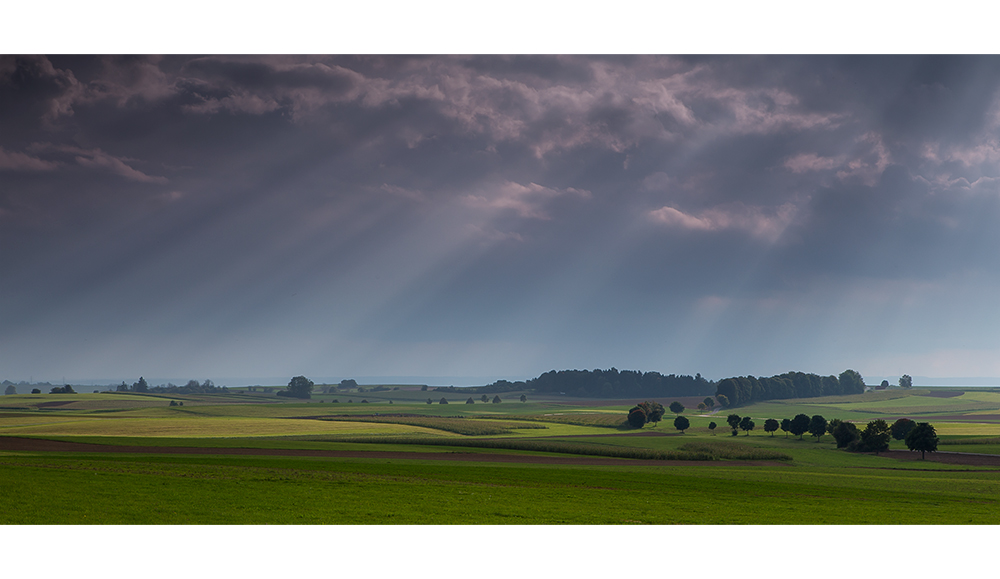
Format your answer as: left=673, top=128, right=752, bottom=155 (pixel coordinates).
left=3, top=55, right=1000, bottom=383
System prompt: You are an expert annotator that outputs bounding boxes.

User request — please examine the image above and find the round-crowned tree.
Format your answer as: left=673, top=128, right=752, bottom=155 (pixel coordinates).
left=861, top=419, right=890, bottom=454
left=520, top=394, right=527, bottom=402
left=905, top=422, right=939, bottom=459
left=890, top=418, right=916, bottom=440
left=780, top=418, right=791, bottom=438
left=790, top=414, right=811, bottom=439
left=832, top=421, right=860, bottom=448
left=674, top=415, right=690, bottom=433
left=739, top=416, right=755, bottom=435
left=808, top=415, right=828, bottom=442
left=284, top=376, right=314, bottom=399
left=708, top=421, right=717, bottom=435
left=628, top=406, right=647, bottom=428
left=481, top=394, right=489, bottom=403
left=669, top=401, right=685, bottom=415
left=703, top=397, right=715, bottom=410
left=764, top=418, right=780, bottom=436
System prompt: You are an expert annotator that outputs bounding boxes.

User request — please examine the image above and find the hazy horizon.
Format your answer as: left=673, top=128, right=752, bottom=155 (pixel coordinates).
left=5, top=56, right=1000, bottom=382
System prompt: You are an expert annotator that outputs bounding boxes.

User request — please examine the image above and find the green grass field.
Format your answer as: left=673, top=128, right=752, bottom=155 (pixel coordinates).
left=3, top=387, right=1000, bottom=524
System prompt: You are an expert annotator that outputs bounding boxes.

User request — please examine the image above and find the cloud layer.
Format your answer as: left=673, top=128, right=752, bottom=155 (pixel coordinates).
left=3, top=55, right=1000, bottom=382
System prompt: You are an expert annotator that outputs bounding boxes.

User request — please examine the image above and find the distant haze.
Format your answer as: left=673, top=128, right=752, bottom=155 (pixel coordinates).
left=4, top=56, right=1000, bottom=383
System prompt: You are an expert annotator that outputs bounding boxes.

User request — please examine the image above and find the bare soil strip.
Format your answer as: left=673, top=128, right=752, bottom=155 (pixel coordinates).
left=883, top=449, right=1000, bottom=467
left=0, top=436, right=783, bottom=467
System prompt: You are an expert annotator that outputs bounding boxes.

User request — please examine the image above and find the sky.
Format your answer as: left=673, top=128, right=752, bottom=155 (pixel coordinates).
left=4, top=53, right=1000, bottom=384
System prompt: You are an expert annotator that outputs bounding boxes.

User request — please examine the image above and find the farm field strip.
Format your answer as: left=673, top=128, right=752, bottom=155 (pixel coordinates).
left=0, top=416, right=453, bottom=438
left=2, top=451, right=999, bottom=524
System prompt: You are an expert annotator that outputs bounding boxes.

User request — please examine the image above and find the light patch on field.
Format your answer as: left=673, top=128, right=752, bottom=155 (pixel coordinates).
left=0, top=417, right=454, bottom=438
left=933, top=422, right=1000, bottom=436
left=0, top=416, right=91, bottom=428
left=954, top=391, right=1000, bottom=403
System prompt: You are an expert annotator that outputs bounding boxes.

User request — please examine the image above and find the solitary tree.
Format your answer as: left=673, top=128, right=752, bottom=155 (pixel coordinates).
left=808, top=415, right=828, bottom=442
left=426, top=398, right=433, bottom=404
left=860, top=419, right=890, bottom=454
left=899, top=374, right=913, bottom=389
left=674, top=415, right=690, bottom=433
left=669, top=401, right=685, bottom=415
left=520, top=394, right=527, bottom=402
left=739, top=416, right=755, bottom=435
left=708, top=421, right=717, bottom=435
left=764, top=418, right=780, bottom=437
left=790, top=414, right=811, bottom=439
left=703, top=397, right=715, bottom=411
left=890, top=418, right=916, bottom=441
left=284, top=376, right=314, bottom=399
left=905, top=422, right=939, bottom=459
left=481, top=394, right=489, bottom=403
left=697, top=403, right=706, bottom=411
left=726, top=413, right=741, bottom=436
left=780, top=418, right=791, bottom=438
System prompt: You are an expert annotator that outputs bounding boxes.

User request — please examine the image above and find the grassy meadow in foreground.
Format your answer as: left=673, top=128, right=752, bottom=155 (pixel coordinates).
left=2, top=386, right=1000, bottom=524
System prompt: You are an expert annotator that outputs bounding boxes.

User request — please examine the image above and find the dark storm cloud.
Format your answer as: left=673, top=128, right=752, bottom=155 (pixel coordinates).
left=4, top=55, right=1000, bottom=380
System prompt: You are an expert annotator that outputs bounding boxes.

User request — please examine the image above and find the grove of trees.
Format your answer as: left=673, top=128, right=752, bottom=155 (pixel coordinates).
left=484, top=368, right=714, bottom=398
left=715, top=370, right=866, bottom=408
left=628, top=401, right=666, bottom=428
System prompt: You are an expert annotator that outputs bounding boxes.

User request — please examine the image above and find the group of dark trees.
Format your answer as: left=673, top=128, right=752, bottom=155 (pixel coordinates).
left=486, top=369, right=714, bottom=399
left=628, top=401, right=666, bottom=428
left=722, top=411, right=939, bottom=458
left=147, top=379, right=227, bottom=395
left=830, top=417, right=937, bottom=457
left=724, top=413, right=767, bottom=436
left=277, top=376, right=314, bottom=399
left=715, top=370, right=866, bottom=407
